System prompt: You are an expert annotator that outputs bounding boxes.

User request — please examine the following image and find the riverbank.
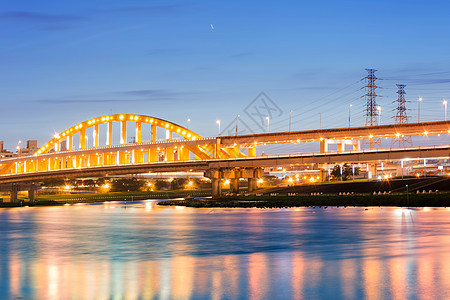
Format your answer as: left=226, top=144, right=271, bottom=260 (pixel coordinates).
left=158, top=192, right=450, bottom=208
left=0, top=190, right=210, bottom=208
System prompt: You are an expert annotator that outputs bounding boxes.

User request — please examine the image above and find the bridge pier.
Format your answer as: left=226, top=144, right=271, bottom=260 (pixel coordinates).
left=248, top=177, right=257, bottom=192
left=28, top=183, right=36, bottom=202
left=205, top=167, right=263, bottom=198
left=10, top=184, right=19, bottom=203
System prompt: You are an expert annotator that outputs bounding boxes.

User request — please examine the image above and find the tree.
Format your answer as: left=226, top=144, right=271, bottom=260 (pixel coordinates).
left=330, top=164, right=360, bottom=181
left=110, top=177, right=144, bottom=192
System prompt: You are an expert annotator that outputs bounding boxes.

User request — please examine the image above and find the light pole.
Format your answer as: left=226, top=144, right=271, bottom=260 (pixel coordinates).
left=16, top=140, right=22, bottom=155
left=377, top=106, right=381, bottom=125
left=187, top=118, right=191, bottom=129
left=444, top=100, right=448, bottom=121
left=418, top=97, right=422, bottom=122
left=348, top=104, right=352, bottom=128
left=289, top=109, right=293, bottom=132
left=266, top=116, right=270, bottom=133
left=318, top=113, right=321, bottom=130
left=235, top=115, right=240, bottom=136
left=216, top=120, right=221, bottom=136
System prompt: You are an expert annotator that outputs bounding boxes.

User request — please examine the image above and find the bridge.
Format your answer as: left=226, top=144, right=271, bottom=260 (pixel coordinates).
left=1, top=114, right=449, bottom=199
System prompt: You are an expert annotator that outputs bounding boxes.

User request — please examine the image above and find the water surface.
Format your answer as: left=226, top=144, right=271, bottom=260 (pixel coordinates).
left=1, top=201, right=449, bottom=299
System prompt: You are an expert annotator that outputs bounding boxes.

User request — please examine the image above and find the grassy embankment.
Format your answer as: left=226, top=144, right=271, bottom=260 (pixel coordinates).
left=0, top=190, right=211, bottom=208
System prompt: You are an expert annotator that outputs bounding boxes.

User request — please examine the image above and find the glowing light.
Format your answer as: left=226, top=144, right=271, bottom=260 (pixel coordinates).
left=396, top=132, right=401, bottom=137
left=416, top=173, right=420, bottom=177
left=257, top=178, right=263, bottom=184
left=168, top=178, right=174, bottom=182
left=103, top=183, right=110, bottom=189
left=147, top=182, right=152, bottom=187
left=64, top=185, right=71, bottom=190
left=424, top=131, right=428, bottom=135
left=224, top=179, right=230, bottom=185
left=309, top=177, right=315, bottom=182
left=369, top=134, right=373, bottom=139
left=287, top=177, right=294, bottom=183
left=187, top=181, right=193, bottom=186
left=119, top=115, right=124, bottom=120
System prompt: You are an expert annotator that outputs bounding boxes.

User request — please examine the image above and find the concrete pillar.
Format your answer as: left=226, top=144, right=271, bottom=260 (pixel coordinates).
left=248, top=178, right=257, bottom=192
left=248, top=146, right=256, bottom=157
left=10, top=184, right=18, bottom=203
left=320, top=139, right=328, bottom=153
left=230, top=178, right=239, bottom=194
left=337, top=143, right=344, bottom=153
left=136, top=121, right=142, bottom=143
left=28, top=184, right=35, bottom=202
left=93, top=124, right=99, bottom=148
left=80, top=128, right=86, bottom=149
left=121, top=121, right=127, bottom=145
left=319, top=168, right=328, bottom=182
left=211, top=178, right=221, bottom=198
left=166, top=147, right=174, bottom=161
left=107, top=121, right=113, bottom=146
left=151, top=124, right=156, bottom=142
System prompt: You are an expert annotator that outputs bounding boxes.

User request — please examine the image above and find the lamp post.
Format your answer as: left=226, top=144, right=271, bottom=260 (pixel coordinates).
left=377, top=106, right=381, bottom=125
left=348, top=104, right=352, bottom=128
left=444, top=100, right=448, bottom=121
left=216, top=120, right=221, bottom=136
left=186, top=118, right=191, bottom=129
left=289, top=109, right=293, bottom=132
left=418, top=97, right=422, bottom=122
left=318, top=113, right=321, bottom=130
left=16, top=140, right=22, bottom=155
left=266, top=116, right=270, bottom=133
left=235, top=115, right=240, bottom=136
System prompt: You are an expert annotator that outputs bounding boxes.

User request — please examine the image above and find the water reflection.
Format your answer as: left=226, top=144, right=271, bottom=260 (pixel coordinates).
left=1, top=203, right=450, bottom=299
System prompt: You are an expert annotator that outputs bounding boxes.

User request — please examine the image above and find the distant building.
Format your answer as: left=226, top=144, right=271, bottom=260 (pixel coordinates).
left=0, top=141, right=14, bottom=158
left=17, top=140, right=38, bottom=156
left=0, top=140, right=39, bottom=158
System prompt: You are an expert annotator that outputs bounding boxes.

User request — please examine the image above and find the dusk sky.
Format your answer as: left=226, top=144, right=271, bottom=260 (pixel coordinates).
left=2, top=0, right=450, bottom=150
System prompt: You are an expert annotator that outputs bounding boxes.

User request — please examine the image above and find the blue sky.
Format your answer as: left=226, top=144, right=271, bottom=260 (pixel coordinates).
left=1, top=0, right=450, bottom=150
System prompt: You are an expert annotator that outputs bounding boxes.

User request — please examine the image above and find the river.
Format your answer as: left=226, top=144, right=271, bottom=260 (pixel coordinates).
left=0, top=201, right=449, bottom=299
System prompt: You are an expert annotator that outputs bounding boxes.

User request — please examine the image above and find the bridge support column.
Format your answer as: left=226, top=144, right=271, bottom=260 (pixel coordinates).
left=230, top=179, right=239, bottom=194
left=28, top=184, right=36, bottom=202
left=10, top=184, right=19, bottom=203
left=368, top=163, right=377, bottom=179
left=248, top=178, right=257, bottom=192
left=248, top=146, right=256, bottom=157
left=211, top=178, right=221, bottom=198
left=204, top=169, right=223, bottom=198
left=149, top=149, right=157, bottom=162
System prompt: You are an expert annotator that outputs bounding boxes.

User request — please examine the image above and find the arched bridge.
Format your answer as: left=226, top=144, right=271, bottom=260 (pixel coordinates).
left=0, top=114, right=449, bottom=199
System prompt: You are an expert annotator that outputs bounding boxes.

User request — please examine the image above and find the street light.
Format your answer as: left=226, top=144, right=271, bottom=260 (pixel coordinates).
left=187, top=118, right=191, bottom=129
left=216, top=120, right=221, bottom=136
left=235, top=115, right=240, bottom=136
left=418, top=97, right=422, bottom=122
left=348, top=104, right=352, bottom=128
left=266, top=116, right=270, bottom=133
left=318, top=113, right=321, bottom=130
left=444, top=100, right=448, bottom=121
left=377, top=106, right=381, bottom=125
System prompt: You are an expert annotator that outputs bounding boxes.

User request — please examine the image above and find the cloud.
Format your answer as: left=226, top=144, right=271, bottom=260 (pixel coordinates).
left=116, top=89, right=180, bottom=98
left=1, top=11, right=86, bottom=23
left=32, top=89, right=193, bottom=104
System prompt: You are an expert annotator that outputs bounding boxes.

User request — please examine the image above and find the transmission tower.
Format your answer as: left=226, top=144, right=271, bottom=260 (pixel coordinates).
left=362, top=68, right=382, bottom=149
left=391, top=84, right=413, bottom=147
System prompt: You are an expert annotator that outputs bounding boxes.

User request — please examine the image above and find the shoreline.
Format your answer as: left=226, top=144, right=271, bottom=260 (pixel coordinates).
left=157, top=192, right=450, bottom=208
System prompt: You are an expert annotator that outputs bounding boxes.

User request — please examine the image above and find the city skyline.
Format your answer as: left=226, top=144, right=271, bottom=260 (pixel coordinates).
left=2, top=0, right=450, bottom=149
